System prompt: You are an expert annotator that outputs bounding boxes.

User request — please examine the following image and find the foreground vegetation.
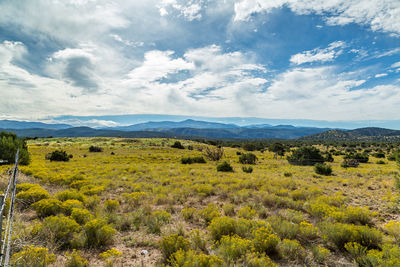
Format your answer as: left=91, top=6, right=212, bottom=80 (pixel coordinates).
left=1, top=137, right=400, bottom=266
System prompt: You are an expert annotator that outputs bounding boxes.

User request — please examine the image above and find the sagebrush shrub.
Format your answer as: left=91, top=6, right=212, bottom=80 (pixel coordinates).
left=11, top=245, right=55, bottom=267
left=61, top=199, right=85, bottom=215
left=65, top=249, right=88, bottom=267
left=104, top=199, right=120, bottom=212
left=33, top=215, right=80, bottom=248
left=251, top=226, right=280, bottom=255
left=83, top=219, right=116, bottom=247
left=99, top=248, right=122, bottom=267
left=159, top=234, right=190, bottom=261
left=16, top=185, right=50, bottom=206
left=244, top=252, right=277, bottom=267
left=215, top=235, right=251, bottom=264
left=170, top=249, right=223, bottom=267
left=278, top=239, right=306, bottom=262
left=56, top=190, right=85, bottom=202
left=320, top=222, right=382, bottom=250
left=146, top=210, right=172, bottom=234
left=31, top=198, right=62, bottom=217
left=71, top=208, right=93, bottom=225
left=200, top=203, right=221, bottom=225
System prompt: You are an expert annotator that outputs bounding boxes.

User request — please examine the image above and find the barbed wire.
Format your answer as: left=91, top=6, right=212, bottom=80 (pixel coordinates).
left=0, top=149, right=19, bottom=267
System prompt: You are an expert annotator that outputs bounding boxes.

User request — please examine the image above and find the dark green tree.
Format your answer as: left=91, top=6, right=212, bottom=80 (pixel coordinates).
left=0, top=132, right=30, bottom=165
left=270, top=143, right=285, bottom=159
left=287, top=146, right=325, bottom=166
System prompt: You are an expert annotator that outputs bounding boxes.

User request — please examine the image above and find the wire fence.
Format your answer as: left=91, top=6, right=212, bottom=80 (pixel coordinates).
left=0, top=149, right=19, bottom=267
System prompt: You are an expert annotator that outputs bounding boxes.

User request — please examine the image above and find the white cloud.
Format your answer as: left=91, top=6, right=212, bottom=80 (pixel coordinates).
left=290, top=41, right=345, bottom=65
left=234, top=0, right=400, bottom=36
left=157, top=0, right=204, bottom=21
left=392, top=62, right=400, bottom=68
left=249, top=66, right=400, bottom=120
left=0, top=0, right=130, bottom=44
left=375, top=73, right=388, bottom=78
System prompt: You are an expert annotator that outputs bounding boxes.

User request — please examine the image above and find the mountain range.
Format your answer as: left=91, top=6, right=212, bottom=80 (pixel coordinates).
left=1, top=119, right=400, bottom=141
left=300, top=127, right=400, bottom=142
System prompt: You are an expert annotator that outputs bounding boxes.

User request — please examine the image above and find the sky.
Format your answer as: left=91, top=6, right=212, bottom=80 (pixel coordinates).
left=0, top=0, right=400, bottom=127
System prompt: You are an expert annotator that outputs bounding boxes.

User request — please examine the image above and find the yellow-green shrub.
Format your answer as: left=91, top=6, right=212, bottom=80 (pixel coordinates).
left=237, top=206, right=256, bottom=219
left=33, top=215, right=80, bottom=248
left=208, top=217, right=261, bottom=241
left=104, top=199, right=119, bottom=212
left=321, top=222, right=382, bottom=250
left=11, top=245, right=55, bottom=267
left=99, top=248, right=122, bottom=267
left=146, top=210, right=172, bottom=234
left=16, top=185, right=50, bottom=205
left=65, top=249, right=88, bottom=267
left=181, top=207, right=197, bottom=222
left=83, top=219, right=116, bottom=247
left=56, top=190, right=85, bottom=202
left=71, top=208, right=93, bottom=225
left=222, top=203, right=235, bottom=216
left=278, top=239, right=306, bottom=262
left=251, top=226, right=280, bottom=255
left=384, top=221, right=400, bottom=244
left=31, top=198, right=62, bottom=218
left=61, top=199, right=84, bottom=215
left=298, top=222, right=319, bottom=240
left=159, top=234, right=190, bottom=261
left=80, top=185, right=104, bottom=196
left=17, top=183, right=40, bottom=193
left=169, top=249, right=223, bottom=267
left=267, top=216, right=299, bottom=239
left=208, top=217, right=238, bottom=241
left=200, top=203, right=221, bottom=225
left=311, top=245, right=331, bottom=264
left=215, top=235, right=251, bottom=264
left=122, top=192, right=147, bottom=207
left=244, top=252, right=278, bottom=267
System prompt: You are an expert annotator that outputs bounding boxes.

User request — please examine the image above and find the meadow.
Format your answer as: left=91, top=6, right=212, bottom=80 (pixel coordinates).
left=1, top=137, right=400, bottom=266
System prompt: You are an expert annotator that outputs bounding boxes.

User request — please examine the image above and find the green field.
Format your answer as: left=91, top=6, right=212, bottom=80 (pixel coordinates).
left=2, top=137, right=400, bottom=266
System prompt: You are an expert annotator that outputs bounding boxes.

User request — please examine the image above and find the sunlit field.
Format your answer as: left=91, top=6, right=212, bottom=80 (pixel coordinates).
left=2, top=137, right=400, bottom=266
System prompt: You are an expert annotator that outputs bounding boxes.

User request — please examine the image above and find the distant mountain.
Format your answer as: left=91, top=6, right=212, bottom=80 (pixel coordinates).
left=159, top=127, right=329, bottom=139
left=108, top=119, right=240, bottom=131
left=300, top=127, right=400, bottom=141
left=51, top=114, right=400, bottom=129
left=0, top=127, right=179, bottom=138
left=0, top=120, right=71, bottom=130
left=1, top=125, right=329, bottom=140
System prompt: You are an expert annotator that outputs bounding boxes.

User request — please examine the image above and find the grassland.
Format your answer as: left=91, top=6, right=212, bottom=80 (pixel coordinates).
left=1, top=137, right=400, bottom=266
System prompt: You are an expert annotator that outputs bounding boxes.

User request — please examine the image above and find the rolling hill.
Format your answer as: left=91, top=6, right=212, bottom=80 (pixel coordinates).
left=300, top=127, right=400, bottom=141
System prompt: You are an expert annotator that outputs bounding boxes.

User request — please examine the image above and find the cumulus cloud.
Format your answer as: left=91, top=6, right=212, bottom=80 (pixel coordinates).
left=0, top=0, right=129, bottom=44
left=290, top=41, right=346, bottom=65
left=234, top=0, right=400, bottom=36
left=250, top=67, right=400, bottom=120
left=0, top=0, right=399, bottom=122
left=158, top=0, right=204, bottom=21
